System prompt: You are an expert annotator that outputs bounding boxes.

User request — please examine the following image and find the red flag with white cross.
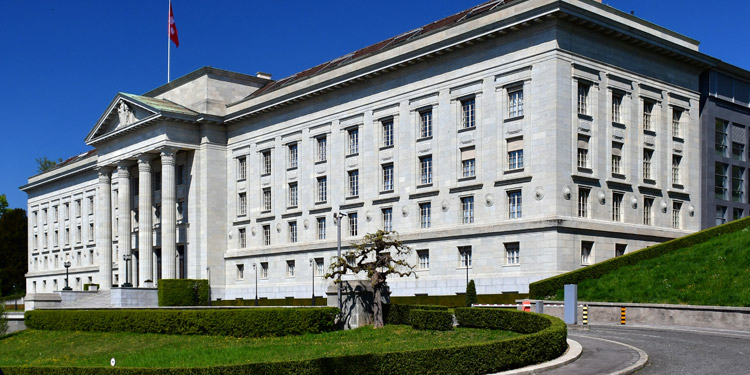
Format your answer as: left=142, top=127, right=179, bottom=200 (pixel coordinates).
left=169, top=3, right=179, bottom=47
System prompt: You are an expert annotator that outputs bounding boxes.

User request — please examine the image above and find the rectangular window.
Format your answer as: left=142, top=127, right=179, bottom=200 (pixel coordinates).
left=262, top=188, right=272, bottom=212
left=88, top=196, right=94, bottom=215
left=508, top=88, right=523, bottom=118
left=417, top=250, right=429, bottom=270
left=262, top=225, right=271, bottom=246
left=419, top=155, right=432, bottom=184
left=288, top=183, right=298, bottom=207
left=315, top=258, right=324, bottom=276
left=348, top=128, right=359, bottom=155
left=508, top=190, right=522, bottom=219
left=612, top=93, right=623, bottom=123
left=76, top=225, right=81, bottom=244
left=64, top=203, right=69, bottom=221
left=317, top=176, right=327, bottom=203
left=76, top=200, right=81, bottom=217
left=461, top=148, right=476, bottom=178
left=732, top=142, right=745, bottom=161
left=419, top=202, right=431, bottom=229
left=382, top=164, right=394, bottom=191
left=461, top=196, right=474, bottom=224
left=716, top=205, right=727, bottom=225
left=53, top=229, right=58, bottom=247
left=317, top=217, right=326, bottom=240
left=262, top=150, right=272, bottom=175
left=236, top=264, right=244, bottom=280
left=612, top=192, right=624, bottom=222
left=672, top=202, right=682, bottom=229
left=289, top=221, right=298, bottom=243
left=382, top=119, right=394, bottom=147
left=382, top=208, right=393, bottom=232
left=577, top=135, right=589, bottom=169
left=612, top=142, right=623, bottom=175
left=317, top=136, right=327, bottom=162
left=239, top=228, right=246, bottom=248
left=507, top=137, right=524, bottom=170
left=581, top=241, right=593, bottom=265
left=419, top=109, right=432, bottom=138
left=348, top=170, right=359, bottom=197
left=732, top=166, right=744, bottom=202
left=615, top=243, right=627, bottom=257
left=715, top=119, right=728, bottom=157
left=64, top=228, right=69, bottom=246
left=288, top=143, right=298, bottom=169
left=287, top=260, right=295, bottom=277
left=237, top=157, right=247, bottom=180
left=672, top=108, right=682, bottom=137
left=643, top=100, right=654, bottom=131
left=578, top=82, right=590, bottom=115
left=238, top=192, right=247, bottom=216
left=716, top=162, right=728, bottom=199
left=260, top=262, right=268, bottom=278
left=461, top=97, right=476, bottom=129
left=643, top=197, right=654, bottom=226
left=733, top=208, right=744, bottom=221
left=88, top=223, right=94, bottom=242
left=578, top=187, right=590, bottom=218
left=348, top=213, right=358, bottom=237
left=505, top=242, right=520, bottom=265
left=672, top=155, right=682, bottom=185
left=643, top=149, right=654, bottom=180
left=177, top=165, right=185, bottom=185
left=53, top=206, right=58, bottom=222
left=459, top=246, right=472, bottom=268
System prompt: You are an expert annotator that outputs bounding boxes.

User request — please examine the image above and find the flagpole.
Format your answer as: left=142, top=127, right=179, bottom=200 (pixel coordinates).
left=168, top=0, right=171, bottom=83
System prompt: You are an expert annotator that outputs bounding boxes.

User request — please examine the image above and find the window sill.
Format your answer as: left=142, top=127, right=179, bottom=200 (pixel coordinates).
left=261, top=173, right=271, bottom=178
left=417, top=183, right=433, bottom=189
left=577, top=167, right=593, bottom=174
left=505, top=167, right=524, bottom=175
left=346, top=195, right=360, bottom=200
left=315, top=159, right=327, bottom=165
left=380, top=190, right=395, bottom=195
left=458, top=176, right=476, bottom=182
left=611, top=121, right=626, bottom=128
left=611, top=173, right=626, bottom=180
left=504, top=115, right=524, bottom=122
left=379, top=145, right=394, bottom=151
left=287, top=167, right=298, bottom=172
left=417, top=136, right=433, bottom=142
left=577, top=113, right=593, bottom=121
left=502, top=264, right=520, bottom=268
left=644, top=129, right=657, bottom=136
left=673, top=135, right=684, bottom=142
left=346, top=153, right=359, bottom=158
left=457, top=126, right=476, bottom=134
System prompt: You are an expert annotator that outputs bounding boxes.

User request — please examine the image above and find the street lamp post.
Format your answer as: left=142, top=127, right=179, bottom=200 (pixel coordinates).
left=309, top=258, right=315, bottom=306
left=122, top=254, right=133, bottom=287
left=333, top=212, right=347, bottom=310
left=253, top=263, right=258, bottom=306
left=63, top=261, right=72, bottom=291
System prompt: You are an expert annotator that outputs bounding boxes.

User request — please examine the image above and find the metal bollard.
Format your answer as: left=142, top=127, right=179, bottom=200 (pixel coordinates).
left=582, top=305, right=588, bottom=325
left=620, top=307, right=626, bottom=325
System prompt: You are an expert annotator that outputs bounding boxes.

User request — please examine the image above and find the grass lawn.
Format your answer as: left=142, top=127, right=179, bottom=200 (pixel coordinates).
left=569, top=227, right=750, bottom=306
left=0, top=326, right=517, bottom=368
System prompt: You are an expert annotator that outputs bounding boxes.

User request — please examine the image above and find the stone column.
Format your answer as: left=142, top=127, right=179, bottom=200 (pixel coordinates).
left=137, top=155, right=154, bottom=286
left=96, top=167, right=113, bottom=290
left=116, top=162, right=132, bottom=287
left=160, top=147, right=177, bottom=280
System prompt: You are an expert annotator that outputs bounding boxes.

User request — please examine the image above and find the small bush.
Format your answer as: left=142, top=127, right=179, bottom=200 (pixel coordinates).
left=410, top=309, right=453, bottom=331
left=158, top=279, right=209, bottom=306
left=384, top=304, right=448, bottom=325
left=82, top=283, right=99, bottom=291
left=0, top=302, right=7, bottom=335
left=25, top=308, right=339, bottom=338
left=465, top=280, right=477, bottom=307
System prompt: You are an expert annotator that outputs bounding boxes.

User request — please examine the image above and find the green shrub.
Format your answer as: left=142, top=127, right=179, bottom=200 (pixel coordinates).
left=465, top=280, right=477, bottom=307
left=157, top=279, right=209, bottom=306
left=82, top=283, right=99, bottom=291
left=0, top=302, right=7, bottom=335
left=409, top=309, right=453, bottom=331
left=384, top=304, right=448, bottom=325
left=25, top=308, right=339, bottom=338
left=529, top=216, right=750, bottom=299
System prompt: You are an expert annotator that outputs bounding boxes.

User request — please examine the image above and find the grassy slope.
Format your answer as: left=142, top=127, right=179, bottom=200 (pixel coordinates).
left=0, top=326, right=517, bottom=368
left=569, top=227, right=750, bottom=306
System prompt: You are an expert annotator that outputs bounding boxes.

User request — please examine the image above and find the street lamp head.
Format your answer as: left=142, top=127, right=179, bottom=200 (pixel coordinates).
left=64, top=261, right=71, bottom=268
left=252, top=263, right=256, bottom=270
left=123, top=254, right=131, bottom=261
left=309, top=258, right=314, bottom=266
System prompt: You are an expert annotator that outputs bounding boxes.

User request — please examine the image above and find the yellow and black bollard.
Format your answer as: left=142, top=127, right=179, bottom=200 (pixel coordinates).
left=620, top=307, right=626, bottom=325
left=582, top=305, right=588, bottom=325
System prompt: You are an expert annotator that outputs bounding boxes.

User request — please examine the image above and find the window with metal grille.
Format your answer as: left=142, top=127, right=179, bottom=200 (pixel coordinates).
left=419, top=155, right=432, bottom=184
left=419, top=202, right=431, bottom=229
left=461, top=98, right=476, bottom=129
left=382, top=119, right=394, bottom=147
left=382, top=164, right=393, bottom=191
left=317, top=176, right=327, bottom=202
left=419, top=109, right=432, bottom=138
left=508, top=88, right=523, bottom=118
left=262, top=150, right=271, bottom=175
left=317, top=217, right=326, bottom=240
left=288, top=143, right=298, bottom=169
left=382, top=208, right=392, bottom=232
left=508, top=190, right=522, bottom=219
left=348, top=170, right=359, bottom=197
left=461, top=196, right=474, bottom=224
left=348, top=128, right=359, bottom=155
left=505, top=242, right=519, bottom=265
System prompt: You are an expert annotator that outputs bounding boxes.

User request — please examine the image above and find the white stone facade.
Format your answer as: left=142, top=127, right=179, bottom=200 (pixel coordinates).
left=25, top=0, right=736, bottom=302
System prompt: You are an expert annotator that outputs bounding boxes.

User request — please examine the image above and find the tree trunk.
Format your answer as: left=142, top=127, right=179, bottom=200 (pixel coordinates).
left=373, top=283, right=384, bottom=328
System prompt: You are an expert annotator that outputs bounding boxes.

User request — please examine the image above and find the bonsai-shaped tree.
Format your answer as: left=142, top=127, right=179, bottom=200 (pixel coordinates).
left=325, top=230, right=415, bottom=328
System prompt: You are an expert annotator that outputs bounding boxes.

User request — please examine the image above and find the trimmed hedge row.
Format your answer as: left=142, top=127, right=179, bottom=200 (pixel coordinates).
left=158, top=279, right=210, bottom=306
left=529, top=216, right=750, bottom=299
left=8, top=308, right=567, bottom=375
left=409, top=309, right=453, bottom=331
left=384, top=304, right=448, bottom=325
left=24, top=308, right=339, bottom=337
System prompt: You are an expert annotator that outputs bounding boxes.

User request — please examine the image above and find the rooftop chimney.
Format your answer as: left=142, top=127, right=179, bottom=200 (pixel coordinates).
left=256, top=72, right=272, bottom=80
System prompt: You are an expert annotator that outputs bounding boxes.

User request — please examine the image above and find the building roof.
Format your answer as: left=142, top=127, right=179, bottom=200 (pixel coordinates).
left=245, top=0, right=517, bottom=100
left=28, top=149, right=97, bottom=178
left=120, top=93, right=198, bottom=116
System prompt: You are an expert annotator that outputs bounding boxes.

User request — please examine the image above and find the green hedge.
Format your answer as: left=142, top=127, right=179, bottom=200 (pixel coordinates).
left=8, top=308, right=567, bottom=375
left=24, top=308, right=339, bottom=338
left=82, top=283, right=99, bottom=291
left=391, top=293, right=527, bottom=307
left=409, top=309, right=453, bottom=331
left=384, top=304, right=448, bottom=325
left=158, top=279, right=209, bottom=306
left=529, top=216, right=750, bottom=299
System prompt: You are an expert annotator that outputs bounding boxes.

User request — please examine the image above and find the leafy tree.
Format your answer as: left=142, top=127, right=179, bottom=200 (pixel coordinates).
left=465, top=279, right=477, bottom=307
left=325, top=230, right=416, bottom=328
left=0, top=194, right=8, bottom=218
left=0, top=208, right=27, bottom=296
left=35, top=156, right=63, bottom=173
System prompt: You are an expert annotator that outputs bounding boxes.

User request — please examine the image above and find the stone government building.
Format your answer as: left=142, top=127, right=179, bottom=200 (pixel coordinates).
left=21, top=0, right=750, bottom=303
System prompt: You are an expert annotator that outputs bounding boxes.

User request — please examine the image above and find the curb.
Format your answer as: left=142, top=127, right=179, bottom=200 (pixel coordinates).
left=493, top=339, right=583, bottom=375
left=576, top=335, right=649, bottom=375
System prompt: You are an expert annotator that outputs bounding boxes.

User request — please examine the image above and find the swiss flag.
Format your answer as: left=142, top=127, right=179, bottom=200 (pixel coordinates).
left=169, top=3, right=179, bottom=47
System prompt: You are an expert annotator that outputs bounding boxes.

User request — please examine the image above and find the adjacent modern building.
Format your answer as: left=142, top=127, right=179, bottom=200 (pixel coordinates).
left=21, top=0, right=749, bottom=303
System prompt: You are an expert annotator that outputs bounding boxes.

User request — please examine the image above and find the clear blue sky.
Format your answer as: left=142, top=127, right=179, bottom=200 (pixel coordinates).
left=1, top=0, right=748, bottom=209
